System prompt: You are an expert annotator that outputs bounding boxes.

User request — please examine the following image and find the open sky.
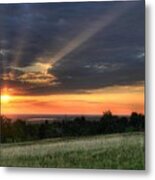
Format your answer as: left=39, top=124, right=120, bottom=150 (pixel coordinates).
left=0, top=0, right=145, bottom=115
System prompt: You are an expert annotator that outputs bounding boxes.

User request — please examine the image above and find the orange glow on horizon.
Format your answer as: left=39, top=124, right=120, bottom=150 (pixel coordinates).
left=1, top=84, right=144, bottom=116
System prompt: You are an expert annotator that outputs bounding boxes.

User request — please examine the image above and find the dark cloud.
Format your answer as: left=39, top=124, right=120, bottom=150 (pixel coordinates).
left=0, top=1, right=145, bottom=95
left=0, top=2, right=114, bottom=66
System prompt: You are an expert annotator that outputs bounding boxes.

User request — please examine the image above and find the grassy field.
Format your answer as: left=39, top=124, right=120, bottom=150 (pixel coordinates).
left=0, top=132, right=145, bottom=169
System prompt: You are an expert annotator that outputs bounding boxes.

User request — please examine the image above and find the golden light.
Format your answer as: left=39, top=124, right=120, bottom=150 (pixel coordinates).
left=1, top=94, right=11, bottom=103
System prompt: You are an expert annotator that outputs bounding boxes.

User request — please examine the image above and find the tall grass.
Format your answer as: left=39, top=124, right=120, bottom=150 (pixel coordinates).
left=0, top=132, right=144, bottom=169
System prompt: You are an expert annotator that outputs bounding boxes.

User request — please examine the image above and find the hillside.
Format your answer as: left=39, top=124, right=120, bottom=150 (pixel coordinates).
left=0, top=132, right=144, bottom=169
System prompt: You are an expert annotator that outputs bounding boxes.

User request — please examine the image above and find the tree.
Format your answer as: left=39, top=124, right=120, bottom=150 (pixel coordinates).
left=130, top=112, right=145, bottom=131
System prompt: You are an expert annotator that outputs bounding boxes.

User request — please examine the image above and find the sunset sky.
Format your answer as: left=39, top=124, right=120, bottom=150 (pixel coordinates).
left=0, top=1, right=145, bottom=115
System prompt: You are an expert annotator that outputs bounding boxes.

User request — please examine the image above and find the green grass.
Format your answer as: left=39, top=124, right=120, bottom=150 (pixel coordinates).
left=0, top=132, right=145, bottom=169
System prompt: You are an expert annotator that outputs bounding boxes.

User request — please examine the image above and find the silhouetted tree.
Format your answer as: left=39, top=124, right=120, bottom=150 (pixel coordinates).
left=130, top=112, right=145, bottom=131
left=0, top=111, right=145, bottom=143
left=12, top=120, right=27, bottom=142
left=101, top=111, right=113, bottom=121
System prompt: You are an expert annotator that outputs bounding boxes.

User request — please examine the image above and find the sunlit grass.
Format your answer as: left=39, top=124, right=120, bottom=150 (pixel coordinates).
left=0, top=132, right=144, bottom=169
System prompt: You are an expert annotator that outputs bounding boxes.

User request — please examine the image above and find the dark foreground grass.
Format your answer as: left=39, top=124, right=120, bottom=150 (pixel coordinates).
left=0, top=132, right=145, bottom=169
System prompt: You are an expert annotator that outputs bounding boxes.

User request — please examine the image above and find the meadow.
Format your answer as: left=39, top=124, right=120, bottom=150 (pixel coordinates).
left=0, top=132, right=145, bottom=169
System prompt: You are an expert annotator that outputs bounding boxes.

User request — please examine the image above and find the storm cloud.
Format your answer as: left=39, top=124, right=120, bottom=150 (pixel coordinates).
left=0, top=1, right=145, bottom=95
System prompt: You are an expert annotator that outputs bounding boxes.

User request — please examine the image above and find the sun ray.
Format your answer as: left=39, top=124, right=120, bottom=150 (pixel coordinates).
left=11, top=5, right=34, bottom=73
left=50, top=2, right=136, bottom=66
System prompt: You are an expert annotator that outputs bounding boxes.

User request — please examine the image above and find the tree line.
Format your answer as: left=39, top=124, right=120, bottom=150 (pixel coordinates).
left=0, top=111, right=145, bottom=143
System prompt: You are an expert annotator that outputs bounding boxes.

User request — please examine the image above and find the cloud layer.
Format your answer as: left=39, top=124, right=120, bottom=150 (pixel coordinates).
left=0, top=1, right=145, bottom=95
